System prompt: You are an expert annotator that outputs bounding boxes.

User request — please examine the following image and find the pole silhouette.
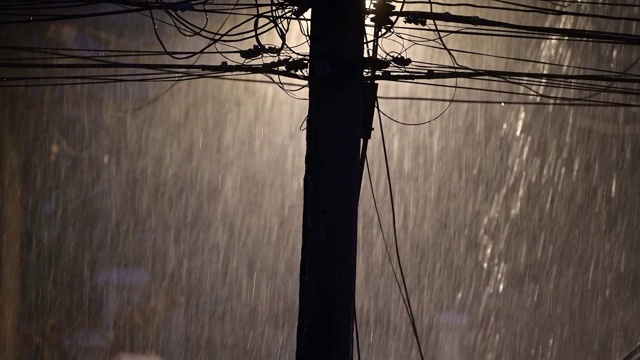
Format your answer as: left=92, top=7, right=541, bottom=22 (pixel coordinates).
left=296, top=0, right=365, bottom=358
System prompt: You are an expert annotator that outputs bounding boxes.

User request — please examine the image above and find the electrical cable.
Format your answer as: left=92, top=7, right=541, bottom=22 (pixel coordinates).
left=354, top=310, right=362, bottom=360
left=375, top=98, right=425, bottom=360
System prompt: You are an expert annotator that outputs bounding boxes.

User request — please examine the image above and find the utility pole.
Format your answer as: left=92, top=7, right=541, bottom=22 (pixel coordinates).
left=296, top=0, right=365, bottom=359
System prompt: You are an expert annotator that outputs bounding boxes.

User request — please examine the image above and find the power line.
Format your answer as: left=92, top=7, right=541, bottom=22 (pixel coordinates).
left=375, top=97, right=425, bottom=360
left=378, top=96, right=640, bottom=107
left=364, top=157, right=413, bottom=332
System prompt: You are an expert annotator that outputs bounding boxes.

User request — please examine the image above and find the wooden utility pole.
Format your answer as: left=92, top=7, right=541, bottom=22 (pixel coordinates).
left=0, top=96, right=23, bottom=360
left=296, top=0, right=365, bottom=359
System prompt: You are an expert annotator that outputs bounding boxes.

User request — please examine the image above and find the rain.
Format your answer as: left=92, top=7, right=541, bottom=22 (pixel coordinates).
left=1, top=1, right=639, bottom=359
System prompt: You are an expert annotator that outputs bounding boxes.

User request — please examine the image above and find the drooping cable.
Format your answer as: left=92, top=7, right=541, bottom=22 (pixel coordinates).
left=375, top=97, right=425, bottom=360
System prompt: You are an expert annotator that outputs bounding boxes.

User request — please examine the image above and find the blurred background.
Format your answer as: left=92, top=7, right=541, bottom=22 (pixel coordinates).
left=1, top=1, right=639, bottom=359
